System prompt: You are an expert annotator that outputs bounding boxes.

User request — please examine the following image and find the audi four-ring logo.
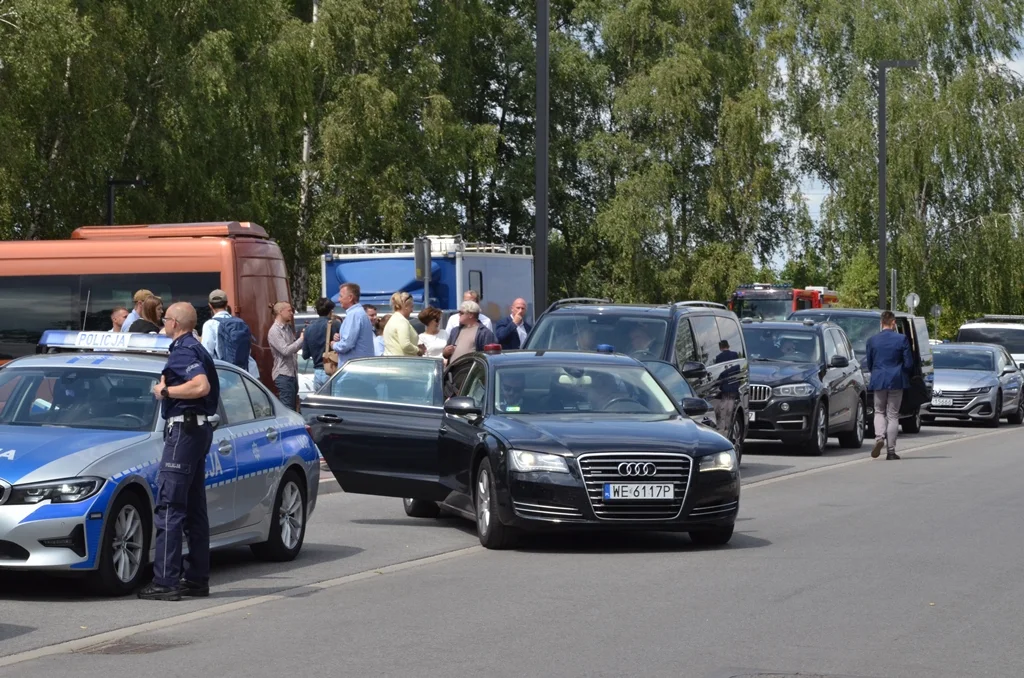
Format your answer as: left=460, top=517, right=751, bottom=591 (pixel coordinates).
left=617, top=462, right=657, bottom=477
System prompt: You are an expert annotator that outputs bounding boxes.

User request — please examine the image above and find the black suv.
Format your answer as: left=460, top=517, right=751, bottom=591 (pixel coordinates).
left=741, top=319, right=867, bottom=455
left=523, top=299, right=751, bottom=459
left=788, top=308, right=933, bottom=436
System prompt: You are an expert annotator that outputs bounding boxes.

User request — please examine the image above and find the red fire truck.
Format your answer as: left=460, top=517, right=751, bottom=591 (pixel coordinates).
left=729, top=283, right=838, bottom=320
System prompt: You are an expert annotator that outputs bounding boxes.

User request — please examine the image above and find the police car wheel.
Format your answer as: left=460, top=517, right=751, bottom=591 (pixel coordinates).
left=90, top=491, right=150, bottom=596
left=251, top=470, right=307, bottom=562
left=403, top=498, right=441, bottom=519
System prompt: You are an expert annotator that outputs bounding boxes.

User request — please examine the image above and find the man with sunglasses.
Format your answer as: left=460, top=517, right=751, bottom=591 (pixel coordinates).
left=138, top=302, right=220, bottom=601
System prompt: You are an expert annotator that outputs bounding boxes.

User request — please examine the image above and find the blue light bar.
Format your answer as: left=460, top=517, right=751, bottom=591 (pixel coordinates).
left=38, top=330, right=172, bottom=353
left=596, top=344, right=615, bottom=353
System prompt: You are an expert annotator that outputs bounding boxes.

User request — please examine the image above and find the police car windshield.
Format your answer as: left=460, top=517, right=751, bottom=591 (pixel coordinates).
left=0, top=367, right=159, bottom=431
left=494, top=365, right=676, bottom=415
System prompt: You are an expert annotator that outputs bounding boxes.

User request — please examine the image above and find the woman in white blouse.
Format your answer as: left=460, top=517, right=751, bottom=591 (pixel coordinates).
left=383, top=292, right=426, bottom=356
left=416, top=306, right=449, bottom=357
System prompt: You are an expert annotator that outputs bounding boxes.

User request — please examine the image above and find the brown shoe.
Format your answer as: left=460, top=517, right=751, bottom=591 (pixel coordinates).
left=870, top=439, right=885, bottom=458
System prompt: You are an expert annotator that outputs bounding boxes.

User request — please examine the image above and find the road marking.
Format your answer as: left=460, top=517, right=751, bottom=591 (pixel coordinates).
left=743, top=426, right=1018, bottom=490
left=0, top=546, right=484, bottom=669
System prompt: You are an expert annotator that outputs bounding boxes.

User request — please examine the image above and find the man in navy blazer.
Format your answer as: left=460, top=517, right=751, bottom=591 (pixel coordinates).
left=494, top=298, right=532, bottom=350
left=864, top=310, right=914, bottom=460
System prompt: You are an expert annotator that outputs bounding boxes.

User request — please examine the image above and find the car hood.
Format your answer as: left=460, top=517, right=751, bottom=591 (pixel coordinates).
left=486, top=414, right=731, bottom=457
left=749, top=361, right=819, bottom=385
left=0, top=426, right=149, bottom=485
left=932, top=369, right=998, bottom=392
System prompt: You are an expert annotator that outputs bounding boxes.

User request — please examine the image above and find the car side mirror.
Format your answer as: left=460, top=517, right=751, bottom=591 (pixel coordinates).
left=1003, top=366, right=1017, bottom=375
left=681, top=397, right=710, bottom=417
left=830, top=355, right=850, bottom=369
left=444, top=396, right=482, bottom=421
left=208, top=413, right=221, bottom=430
left=680, top=361, right=708, bottom=379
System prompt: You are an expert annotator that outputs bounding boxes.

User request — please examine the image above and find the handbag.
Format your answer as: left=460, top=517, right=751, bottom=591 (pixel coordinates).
left=322, top=315, right=339, bottom=376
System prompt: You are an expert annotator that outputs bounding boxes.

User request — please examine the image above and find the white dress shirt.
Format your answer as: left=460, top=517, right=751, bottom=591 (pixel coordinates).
left=445, top=313, right=493, bottom=333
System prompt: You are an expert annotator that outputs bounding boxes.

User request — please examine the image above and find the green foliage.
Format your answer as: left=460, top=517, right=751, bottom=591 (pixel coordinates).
left=838, top=246, right=881, bottom=309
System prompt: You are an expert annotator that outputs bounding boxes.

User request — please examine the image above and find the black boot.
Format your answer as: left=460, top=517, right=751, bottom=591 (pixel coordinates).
left=179, top=579, right=210, bottom=597
left=137, top=582, right=182, bottom=601
left=886, top=451, right=901, bottom=460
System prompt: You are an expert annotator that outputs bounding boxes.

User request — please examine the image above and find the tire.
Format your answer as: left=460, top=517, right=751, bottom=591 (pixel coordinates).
left=251, top=470, right=307, bottom=562
left=802, top=401, right=827, bottom=456
left=89, top=490, right=149, bottom=596
left=403, top=498, right=441, bottom=518
left=474, top=458, right=517, bottom=549
left=1007, top=394, right=1024, bottom=425
left=921, top=415, right=935, bottom=424
left=901, top=410, right=922, bottom=434
left=984, top=393, right=1002, bottom=429
left=689, top=524, right=734, bottom=546
left=838, top=399, right=866, bottom=449
left=729, top=414, right=744, bottom=465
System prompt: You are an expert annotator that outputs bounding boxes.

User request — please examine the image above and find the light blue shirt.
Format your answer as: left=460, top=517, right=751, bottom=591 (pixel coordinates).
left=121, top=309, right=140, bottom=332
left=332, top=303, right=376, bottom=365
left=373, top=336, right=385, bottom=356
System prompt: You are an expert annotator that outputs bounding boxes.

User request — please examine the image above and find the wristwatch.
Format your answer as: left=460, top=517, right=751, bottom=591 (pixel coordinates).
left=161, top=386, right=170, bottom=399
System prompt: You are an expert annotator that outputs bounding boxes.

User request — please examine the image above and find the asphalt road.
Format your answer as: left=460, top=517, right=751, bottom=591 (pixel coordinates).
left=2, top=420, right=1023, bottom=678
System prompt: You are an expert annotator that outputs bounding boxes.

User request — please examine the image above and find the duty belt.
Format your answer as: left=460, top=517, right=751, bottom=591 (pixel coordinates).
left=167, top=414, right=210, bottom=424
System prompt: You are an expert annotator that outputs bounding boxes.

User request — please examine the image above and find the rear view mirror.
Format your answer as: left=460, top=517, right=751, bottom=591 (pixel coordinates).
left=208, top=413, right=221, bottom=430
left=681, top=397, right=710, bottom=417
left=680, top=361, right=707, bottom=379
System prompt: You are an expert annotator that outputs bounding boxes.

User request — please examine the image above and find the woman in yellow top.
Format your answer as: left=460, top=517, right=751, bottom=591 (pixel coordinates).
left=383, top=292, right=426, bottom=356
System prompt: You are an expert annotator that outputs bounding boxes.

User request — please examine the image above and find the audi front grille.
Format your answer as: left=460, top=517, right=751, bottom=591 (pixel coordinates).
left=749, top=384, right=771, bottom=403
left=576, top=452, right=692, bottom=521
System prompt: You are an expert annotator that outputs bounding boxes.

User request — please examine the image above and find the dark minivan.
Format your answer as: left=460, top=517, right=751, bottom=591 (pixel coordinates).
left=524, top=299, right=751, bottom=460
left=788, top=308, right=933, bottom=436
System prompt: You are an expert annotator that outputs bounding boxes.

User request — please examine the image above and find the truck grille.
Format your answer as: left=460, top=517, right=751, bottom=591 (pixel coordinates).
left=749, top=384, right=771, bottom=403
left=576, top=453, right=692, bottom=521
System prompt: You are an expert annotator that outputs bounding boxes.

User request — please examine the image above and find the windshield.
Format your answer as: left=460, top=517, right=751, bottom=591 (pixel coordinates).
left=524, top=314, right=668, bottom=359
left=494, top=365, right=677, bottom=415
left=932, top=349, right=995, bottom=371
left=792, top=313, right=878, bottom=355
left=956, top=327, right=1024, bottom=355
left=732, top=298, right=791, bottom=321
left=0, top=367, right=159, bottom=431
left=742, top=327, right=821, bottom=363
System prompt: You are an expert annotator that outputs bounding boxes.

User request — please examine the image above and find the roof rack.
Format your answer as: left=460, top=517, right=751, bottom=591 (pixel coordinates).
left=36, top=330, right=171, bottom=354
left=71, top=221, right=269, bottom=240
left=325, top=235, right=531, bottom=257
left=541, top=297, right=612, bottom=316
left=966, top=315, right=1024, bottom=324
left=673, top=300, right=727, bottom=309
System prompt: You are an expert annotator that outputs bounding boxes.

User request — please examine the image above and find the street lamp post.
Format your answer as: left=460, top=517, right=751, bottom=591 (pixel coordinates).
left=877, top=59, right=919, bottom=310
left=106, top=176, right=148, bottom=225
left=534, top=0, right=549, bottom=317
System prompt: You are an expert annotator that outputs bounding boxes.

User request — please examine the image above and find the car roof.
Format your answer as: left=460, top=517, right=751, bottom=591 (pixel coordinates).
left=741, top=320, right=830, bottom=332
left=4, top=351, right=246, bottom=375
left=482, top=349, right=644, bottom=367
left=959, top=322, right=1024, bottom=330
left=935, top=342, right=1002, bottom=351
left=541, top=302, right=728, bottom=318
left=791, top=307, right=916, bottom=319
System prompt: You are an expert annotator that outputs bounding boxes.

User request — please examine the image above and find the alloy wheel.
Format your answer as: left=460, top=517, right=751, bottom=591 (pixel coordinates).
left=854, top=404, right=864, bottom=445
left=816, top=407, right=827, bottom=450
left=476, top=468, right=491, bottom=535
left=278, top=481, right=304, bottom=550
left=730, top=417, right=743, bottom=460
left=111, top=504, right=143, bottom=584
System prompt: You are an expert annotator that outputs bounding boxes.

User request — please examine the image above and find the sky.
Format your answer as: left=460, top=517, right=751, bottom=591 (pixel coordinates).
left=779, top=53, right=1024, bottom=270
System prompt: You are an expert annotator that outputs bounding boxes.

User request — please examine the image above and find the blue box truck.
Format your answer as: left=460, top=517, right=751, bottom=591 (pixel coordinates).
left=320, top=235, right=536, bottom=324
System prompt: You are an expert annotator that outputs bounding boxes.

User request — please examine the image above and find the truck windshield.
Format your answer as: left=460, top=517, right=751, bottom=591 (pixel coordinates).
left=524, top=314, right=669, bottom=358
left=956, top=327, right=1024, bottom=355
left=733, top=298, right=791, bottom=321
left=0, top=367, right=160, bottom=431
left=0, top=273, right=220, bottom=362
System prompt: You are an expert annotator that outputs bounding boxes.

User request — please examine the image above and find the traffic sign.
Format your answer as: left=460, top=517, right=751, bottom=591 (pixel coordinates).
left=930, top=304, right=942, bottom=318
left=905, top=292, right=920, bottom=312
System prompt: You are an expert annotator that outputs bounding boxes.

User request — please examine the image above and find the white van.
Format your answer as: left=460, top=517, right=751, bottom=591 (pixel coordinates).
left=956, top=316, right=1024, bottom=369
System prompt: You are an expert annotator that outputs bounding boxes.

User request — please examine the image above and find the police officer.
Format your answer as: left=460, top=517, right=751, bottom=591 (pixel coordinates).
left=138, top=302, right=220, bottom=601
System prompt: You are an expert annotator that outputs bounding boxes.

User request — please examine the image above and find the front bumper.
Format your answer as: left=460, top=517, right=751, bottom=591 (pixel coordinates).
left=745, top=395, right=816, bottom=442
left=496, top=455, right=739, bottom=531
left=922, top=391, right=997, bottom=421
left=0, top=486, right=110, bottom=572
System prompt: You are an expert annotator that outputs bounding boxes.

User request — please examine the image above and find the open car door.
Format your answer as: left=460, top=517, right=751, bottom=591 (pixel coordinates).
left=896, top=317, right=930, bottom=416
left=302, top=357, right=449, bottom=501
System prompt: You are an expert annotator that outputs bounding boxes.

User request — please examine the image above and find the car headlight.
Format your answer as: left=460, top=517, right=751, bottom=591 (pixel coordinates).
left=964, top=386, right=993, bottom=395
left=508, top=449, right=570, bottom=473
left=7, top=477, right=105, bottom=505
left=699, top=450, right=737, bottom=473
left=772, top=383, right=815, bottom=397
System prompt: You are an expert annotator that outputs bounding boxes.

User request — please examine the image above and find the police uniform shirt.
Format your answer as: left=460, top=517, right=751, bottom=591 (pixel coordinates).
left=162, top=332, right=220, bottom=419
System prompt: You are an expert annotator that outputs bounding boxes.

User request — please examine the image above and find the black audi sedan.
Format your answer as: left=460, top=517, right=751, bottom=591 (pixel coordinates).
left=741, top=320, right=867, bottom=455
left=302, top=350, right=740, bottom=549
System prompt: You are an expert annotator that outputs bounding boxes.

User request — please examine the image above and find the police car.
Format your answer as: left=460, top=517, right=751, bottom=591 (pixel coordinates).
left=0, top=331, right=320, bottom=595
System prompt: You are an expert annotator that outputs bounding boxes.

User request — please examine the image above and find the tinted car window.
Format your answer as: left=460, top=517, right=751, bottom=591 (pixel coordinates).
left=823, top=330, right=839, bottom=360
left=328, top=358, right=440, bottom=406
left=642, top=360, right=696, bottom=402
left=688, top=316, right=721, bottom=365
left=792, top=312, right=879, bottom=356
left=0, top=367, right=158, bottom=431
left=494, top=365, right=676, bottom=415
left=525, top=313, right=668, bottom=356
left=219, top=369, right=257, bottom=425
left=956, top=326, right=1024, bottom=354
left=460, top=362, right=488, bottom=405
left=932, top=349, right=995, bottom=371
left=0, top=273, right=220, bottom=361
left=830, top=330, right=851, bottom=359
left=243, top=377, right=274, bottom=418
left=674, top=318, right=698, bottom=364
left=743, top=327, right=822, bottom=363
left=715, top=316, right=745, bottom=358
left=444, top=360, right=475, bottom=399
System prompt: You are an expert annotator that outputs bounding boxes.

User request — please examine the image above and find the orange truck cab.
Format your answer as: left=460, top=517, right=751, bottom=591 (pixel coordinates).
left=0, top=222, right=289, bottom=393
